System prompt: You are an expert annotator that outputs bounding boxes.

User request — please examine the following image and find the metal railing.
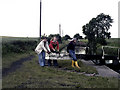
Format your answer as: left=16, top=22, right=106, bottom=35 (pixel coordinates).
left=102, top=46, right=120, bottom=60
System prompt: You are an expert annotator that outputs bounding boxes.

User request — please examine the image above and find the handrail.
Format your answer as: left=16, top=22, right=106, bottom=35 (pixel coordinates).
left=102, top=46, right=120, bottom=60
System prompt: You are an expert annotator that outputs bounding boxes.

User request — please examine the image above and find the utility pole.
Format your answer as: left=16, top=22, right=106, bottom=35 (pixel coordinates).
left=40, top=0, right=42, bottom=40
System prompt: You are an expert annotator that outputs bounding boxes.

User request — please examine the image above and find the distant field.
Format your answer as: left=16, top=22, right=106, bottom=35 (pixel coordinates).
left=1, top=36, right=38, bottom=44
left=106, top=38, right=120, bottom=47
left=2, top=36, right=38, bottom=54
left=1, top=36, right=119, bottom=46
left=96, top=38, right=120, bottom=55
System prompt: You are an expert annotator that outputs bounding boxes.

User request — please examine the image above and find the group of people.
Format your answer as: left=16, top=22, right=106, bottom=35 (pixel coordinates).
left=35, top=36, right=80, bottom=69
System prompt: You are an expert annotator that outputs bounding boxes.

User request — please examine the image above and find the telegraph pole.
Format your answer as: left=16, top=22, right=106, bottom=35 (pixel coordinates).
left=40, top=0, right=42, bottom=40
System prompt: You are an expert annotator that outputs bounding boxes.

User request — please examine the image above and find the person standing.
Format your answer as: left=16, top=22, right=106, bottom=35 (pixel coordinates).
left=67, top=38, right=80, bottom=69
left=35, top=37, right=51, bottom=67
left=48, top=37, right=59, bottom=66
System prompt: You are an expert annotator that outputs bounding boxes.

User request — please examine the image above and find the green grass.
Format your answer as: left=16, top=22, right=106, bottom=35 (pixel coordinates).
left=80, top=39, right=88, bottom=43
left=2, top=54, right=119, bottom=88
left=106, top=38, right=120, bottom=47
left=1, top=36, right=38, bottom=44
left=79, top=38, right=120, bottom=47
left=58, top=60, right=98, bottom=74
left=2, top=37, right=119, bottom=88
left=2, top=52, right=35, bottom=69
left=96, top=38, right=120, bottom=55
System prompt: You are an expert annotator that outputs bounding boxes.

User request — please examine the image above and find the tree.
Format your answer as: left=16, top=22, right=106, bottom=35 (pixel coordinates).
left=62, top=34, right=71, bottom=40
left=48, top=34, right=62, bottom=43
left=73, top=33, right=83, bottom=40
left=55, top=34, right=62, bottom=43
left=82, top=13, right=113, bottom=55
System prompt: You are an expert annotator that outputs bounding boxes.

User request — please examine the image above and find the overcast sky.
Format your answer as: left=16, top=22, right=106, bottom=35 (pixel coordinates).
left=0, top=0, right=119, bottom=38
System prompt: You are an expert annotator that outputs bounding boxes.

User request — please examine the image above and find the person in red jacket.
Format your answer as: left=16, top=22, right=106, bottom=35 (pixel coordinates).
left=48, top=36, right=59, bottom=66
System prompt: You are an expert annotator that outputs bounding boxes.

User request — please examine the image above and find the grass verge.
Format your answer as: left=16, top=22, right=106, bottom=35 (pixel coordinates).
left=57, top=60, right=98, bottom=74
left=2, top=54, right=119, bottom=88
left=2, top=52, right=35, bottom=69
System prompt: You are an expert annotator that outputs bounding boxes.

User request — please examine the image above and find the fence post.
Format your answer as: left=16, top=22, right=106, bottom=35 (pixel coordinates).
left=102, top=46, right=104, bottom=59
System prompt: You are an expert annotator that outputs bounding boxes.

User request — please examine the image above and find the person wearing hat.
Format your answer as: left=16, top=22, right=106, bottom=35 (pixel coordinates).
left=35, top=37, right=51, bottom=67
left=67, top=38, right=80, bottom=69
